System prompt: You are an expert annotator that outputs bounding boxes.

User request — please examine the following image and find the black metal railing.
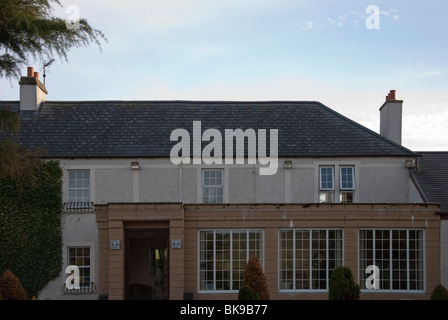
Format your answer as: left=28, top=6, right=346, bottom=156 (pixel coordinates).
left=62, top=202, right=94, bottom=213
left=61, top=282, right=97, bottom=295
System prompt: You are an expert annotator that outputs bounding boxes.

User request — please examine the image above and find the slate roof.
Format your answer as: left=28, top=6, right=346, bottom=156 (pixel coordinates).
left=0, top=100, right=416, bottom=158
left=411, top=152, right=448, bottom=213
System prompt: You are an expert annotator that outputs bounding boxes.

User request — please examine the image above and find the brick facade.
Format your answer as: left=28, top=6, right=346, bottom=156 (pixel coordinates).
left=95, top=203, right=440, bottom=300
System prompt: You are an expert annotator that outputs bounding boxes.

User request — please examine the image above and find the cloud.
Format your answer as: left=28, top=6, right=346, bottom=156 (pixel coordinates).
left=300, top=21, right=313, bottom=30
left=417, top=70, right=443, bottom=78
left=403, top=109, right=448, bottom=151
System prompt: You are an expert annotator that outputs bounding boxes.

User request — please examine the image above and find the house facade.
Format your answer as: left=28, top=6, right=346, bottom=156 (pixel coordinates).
left=0, top=67, right=444, bottom=300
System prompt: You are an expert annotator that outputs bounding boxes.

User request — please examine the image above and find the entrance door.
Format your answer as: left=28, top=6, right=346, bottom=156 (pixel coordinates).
left=125, top=229, right=169, bottom=300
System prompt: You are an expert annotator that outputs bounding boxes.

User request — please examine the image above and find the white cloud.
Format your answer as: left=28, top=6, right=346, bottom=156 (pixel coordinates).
left=403, top=110, right=448, bottom=151
left=300, top=21, right=313, bottom=30
left=417, top=70, right=443, bottom=78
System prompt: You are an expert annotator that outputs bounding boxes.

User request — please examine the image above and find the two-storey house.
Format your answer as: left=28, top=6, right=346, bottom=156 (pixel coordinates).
left=0, top=67, right=442, bottom=300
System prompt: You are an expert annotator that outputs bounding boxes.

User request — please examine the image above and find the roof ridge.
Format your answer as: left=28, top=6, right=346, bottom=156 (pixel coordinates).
left=41, top=100, right=320, bottom=105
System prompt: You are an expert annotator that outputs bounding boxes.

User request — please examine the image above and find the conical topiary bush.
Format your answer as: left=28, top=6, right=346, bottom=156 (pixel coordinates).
left=0, top=270, right=27, bottom=300
left=241, top=255, right=269, bottom=300
left=430, top=284, right=448, bottom=300
left=328, top=266, right=360, bottom=300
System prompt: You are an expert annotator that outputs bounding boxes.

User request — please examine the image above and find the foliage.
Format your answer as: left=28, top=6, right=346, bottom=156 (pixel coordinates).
left=0, top=149, right=62, bottom=299
left=0, top=270, right=27, bottom=300
left=0, top=140, right=45, bottom=187
left=0, top=0, right=107, bottom=80
left=238, top=285, right=262, bottom=300
left=241, top=256, right=270, bottom=300
left=328, top=266, right=360, bottom=300
left=0, top=110, right=20, bottom=134
left=430, top=284, right=448, bottom=300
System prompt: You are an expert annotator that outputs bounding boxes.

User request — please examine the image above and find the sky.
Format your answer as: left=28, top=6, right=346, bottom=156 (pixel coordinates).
left=1, top=0, right=448, bottom=151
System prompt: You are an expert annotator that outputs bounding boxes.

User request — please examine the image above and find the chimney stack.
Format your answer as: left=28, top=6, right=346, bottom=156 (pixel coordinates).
left=19, top=66, right=48, bottom=111
left=379, top=89, right=403, bottom=145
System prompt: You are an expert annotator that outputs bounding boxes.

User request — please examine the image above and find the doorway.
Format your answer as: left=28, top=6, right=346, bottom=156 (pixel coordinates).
left=125, top=229, right=169, bottom=300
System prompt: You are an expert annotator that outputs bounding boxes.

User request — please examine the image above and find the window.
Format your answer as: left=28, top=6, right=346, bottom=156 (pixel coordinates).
left=319, top=166, right=334, bottom=203
left=68, top=170, right=90, bottom=208
left=199, top=229, right=263, bottom=292
left=279, top=229, right=343, bottom=291
left=202, top=169, right=224, bottom=203
left=319, top=165, right=355, bottom=203
left=339, top=166, right=354, bottom=202
left=359, top=229, right=424, bottom=291
left=68, top=246, right=92, bottom=289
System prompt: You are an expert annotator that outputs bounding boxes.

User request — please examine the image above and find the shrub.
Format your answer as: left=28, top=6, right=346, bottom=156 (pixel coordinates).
left=0, top=270, right=27, bottom=300
left=329, top=266, right=360, bottom=300
left=430, top=284, right=448, bottom=300
left=241, top=256, right=270, bottom=300
left=238, top=285, right=262, bottom=300
left=0, top=152, right=62, bottom=299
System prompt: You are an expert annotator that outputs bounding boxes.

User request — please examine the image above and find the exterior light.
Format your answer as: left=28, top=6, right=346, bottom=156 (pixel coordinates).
left=405, top=159, right=415, bottom=168
left=131, top=161, right=140, bottom=170
left=284, top=160, right=292, bottom=168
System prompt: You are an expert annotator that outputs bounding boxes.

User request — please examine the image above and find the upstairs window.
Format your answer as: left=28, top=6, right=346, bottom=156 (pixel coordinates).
left=68, top=170, right=91, bottom=209
left=319, top=165, right=355, bottom=203
left=319, top=166, right=334, bottom=203
left=202, top=169, right=224, bottom=204
left=339, top=166, right=354, bottom=203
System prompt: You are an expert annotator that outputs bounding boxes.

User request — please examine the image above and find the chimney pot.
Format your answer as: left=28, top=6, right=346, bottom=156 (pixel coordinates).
left=390, top=90, right=396, bottom=100
left=34, top=72, right=39, bottom=79
left=27, top=67, right=34, bottom=77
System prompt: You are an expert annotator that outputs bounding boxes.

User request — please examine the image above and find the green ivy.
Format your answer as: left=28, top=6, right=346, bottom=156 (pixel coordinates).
left=0, top=160, right=62, bottom=299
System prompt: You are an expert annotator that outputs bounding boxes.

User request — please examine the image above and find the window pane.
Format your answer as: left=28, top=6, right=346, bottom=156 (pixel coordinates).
left=279, top=229, right=343, bottom=291
left=203, top=170, right=224, bottom=203
left=199, top=230, right=264, bottom=292
left=340, top=191, right=353, bottom=202
left=67, top=246, right=91, bottom=288
left=359, top=229, right=424, bottom=291
left=319, top=191, right=334, bottom=203
left=320, top=167, right=334, bottom=190
left=68, top=170, right=90, bottom=205
left=340, top=167, right=354, bottom=190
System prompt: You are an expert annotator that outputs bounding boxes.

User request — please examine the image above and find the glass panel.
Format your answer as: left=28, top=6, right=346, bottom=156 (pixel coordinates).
left=320, top=167, right=334, bottom=190
left=340, top=167, right=354, bottom=189
left=359, top=229, right=424, bottom=291
left=319, top=191, right=334, bottom=203
left=199, top=230, right=264, bottom=292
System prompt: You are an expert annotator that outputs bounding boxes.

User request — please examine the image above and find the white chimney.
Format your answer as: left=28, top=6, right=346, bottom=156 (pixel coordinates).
left=379, top=89, right=402, bottom=145
left=19, top=66, right=48, bottom=111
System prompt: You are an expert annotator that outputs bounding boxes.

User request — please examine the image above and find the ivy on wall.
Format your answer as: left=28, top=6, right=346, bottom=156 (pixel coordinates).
left=0, top=144, right=62, bottom=299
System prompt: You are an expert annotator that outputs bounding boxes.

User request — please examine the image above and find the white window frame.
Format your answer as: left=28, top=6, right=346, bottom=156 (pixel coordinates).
left=340, top=166, right=355, bottom=190
left=63, top=242, right=96, bottom=293
left=68, top=169, right=91, bottom=208
left=319, top=166, right=335, bottom=203
left=202, top=169, right=224, bottom=204
left=318, top=165, right=356, bottom=203
left=198, top=229, right=264, bottom=293
left=319, top=166, right=334, bottom=190
left=339, top=166, right=355, bottom=203
left=358, top=229, right=425, bottom=292
left=278, top=229, right=344, bottom=292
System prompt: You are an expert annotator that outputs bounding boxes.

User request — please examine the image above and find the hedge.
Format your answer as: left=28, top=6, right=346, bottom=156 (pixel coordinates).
left=0, top=158, right=62, bottom=299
